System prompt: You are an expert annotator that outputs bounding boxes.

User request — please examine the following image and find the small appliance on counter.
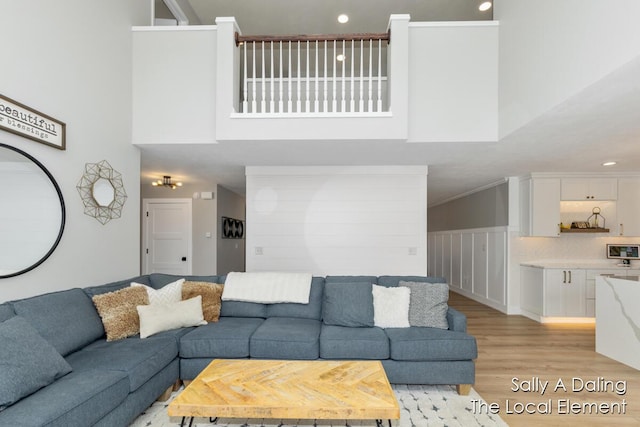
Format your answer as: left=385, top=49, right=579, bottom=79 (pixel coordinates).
left=606, top=243, right=640, bottom=266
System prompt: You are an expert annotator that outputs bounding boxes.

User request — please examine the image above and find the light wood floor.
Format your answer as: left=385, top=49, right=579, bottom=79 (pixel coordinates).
left=448, top=292, right=640, bottom=426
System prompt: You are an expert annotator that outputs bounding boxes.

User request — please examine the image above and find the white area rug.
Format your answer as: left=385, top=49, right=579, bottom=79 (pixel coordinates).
left=130, top=384, right=508, bottom=427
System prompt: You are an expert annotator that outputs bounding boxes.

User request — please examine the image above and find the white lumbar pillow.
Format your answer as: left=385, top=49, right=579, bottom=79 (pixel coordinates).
left=131, top=278, right=185, bottom=305
left=137, top=296, right=207, bottom=339
left=372, top=284, right=411, bottom=328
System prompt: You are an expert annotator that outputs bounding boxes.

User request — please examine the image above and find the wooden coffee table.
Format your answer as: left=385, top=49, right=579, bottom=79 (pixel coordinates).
left=168, top=359, right=400, bottom=426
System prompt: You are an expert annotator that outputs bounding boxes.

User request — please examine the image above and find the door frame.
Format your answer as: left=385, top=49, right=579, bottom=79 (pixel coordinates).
left=142, top=198, right=193, bottom=275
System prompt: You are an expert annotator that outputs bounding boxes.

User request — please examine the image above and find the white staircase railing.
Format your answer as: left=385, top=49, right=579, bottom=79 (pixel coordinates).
left=236, top=32, right=390, bottom=115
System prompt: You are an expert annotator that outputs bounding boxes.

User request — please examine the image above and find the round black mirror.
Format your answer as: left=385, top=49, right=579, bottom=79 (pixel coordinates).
left=0, top=143, right=65, bottom=278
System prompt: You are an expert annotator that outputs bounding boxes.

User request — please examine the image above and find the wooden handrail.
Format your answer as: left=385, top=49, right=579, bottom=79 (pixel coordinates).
left=235, top=31, right=390, bottom=46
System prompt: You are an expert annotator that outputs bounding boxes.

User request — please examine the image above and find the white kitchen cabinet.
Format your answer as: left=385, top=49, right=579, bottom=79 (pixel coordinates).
left=544, top=269, right=586, bottom=317
left=561, top=178, right=617, bottom=201
left=617, top=178, right=640, bottom=236
left=520, top=177, right=561, bottom=237
left=584, top=269, right=619, bottom=317
left=520, top=266, right=544, bottom=316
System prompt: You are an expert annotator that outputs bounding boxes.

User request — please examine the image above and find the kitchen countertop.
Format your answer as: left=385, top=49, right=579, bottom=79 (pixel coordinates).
left=521, top=260, right=638, bottom=269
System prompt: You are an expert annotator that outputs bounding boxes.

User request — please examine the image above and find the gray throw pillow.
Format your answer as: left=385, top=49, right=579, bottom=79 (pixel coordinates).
left=399, top=281, right=449, bottom=329
left=0, top=316, right=73, bottom=411
left=322, top=282, right=374, bottom=327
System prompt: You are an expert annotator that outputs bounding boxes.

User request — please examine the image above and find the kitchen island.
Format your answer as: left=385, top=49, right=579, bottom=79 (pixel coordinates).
left=595, top=274, right=640, bottom=370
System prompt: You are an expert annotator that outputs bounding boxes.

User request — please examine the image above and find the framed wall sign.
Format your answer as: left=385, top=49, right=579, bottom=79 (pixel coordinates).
left=0, top=94, right=66, bottom=150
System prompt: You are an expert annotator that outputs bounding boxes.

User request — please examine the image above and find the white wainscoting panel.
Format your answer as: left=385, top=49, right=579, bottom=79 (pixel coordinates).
left=246, top=166, right=428, bottom=276
left=428, top=226, right=508, bottom=313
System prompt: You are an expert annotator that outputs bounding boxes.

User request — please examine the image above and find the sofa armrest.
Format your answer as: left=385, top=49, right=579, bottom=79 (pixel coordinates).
left=446, top=307, right=467, bottom=332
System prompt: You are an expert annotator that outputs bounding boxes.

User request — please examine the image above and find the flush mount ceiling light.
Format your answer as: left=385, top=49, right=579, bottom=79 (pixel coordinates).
left=602, top=161, right=617, bottom=166
left=337, top=14, right=349, bottom=24
left=152, top=175, right=183, bottom=189
left=479, top=2, right=492, bottom=11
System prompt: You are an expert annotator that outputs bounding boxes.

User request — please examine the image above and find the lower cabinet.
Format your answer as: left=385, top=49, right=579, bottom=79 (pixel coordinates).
left=543, top=269, right=586, bottom=317
left=521, top=265, right=640, bottom=321
left=520, top=266, right=588, bottom=321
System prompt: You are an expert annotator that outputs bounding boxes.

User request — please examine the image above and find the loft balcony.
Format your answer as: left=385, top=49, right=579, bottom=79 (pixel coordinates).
left=132, top=16, right=498, bottom=144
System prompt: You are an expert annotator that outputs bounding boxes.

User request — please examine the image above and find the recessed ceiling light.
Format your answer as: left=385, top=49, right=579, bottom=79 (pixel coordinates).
left=336, top=54, right=345, bottom=62
left=337, top=14, right=349, bottom=24
left=602, top=161, right=617, bottom=166
left=479, top=2, right=492, bottom=11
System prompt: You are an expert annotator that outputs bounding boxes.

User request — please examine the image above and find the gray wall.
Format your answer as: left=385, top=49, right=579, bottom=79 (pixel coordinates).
left=428, top=182, right=508, bottom=232
left=141, top=182, right=218, bottom=275
left=216, top=185, right=246, bottom=275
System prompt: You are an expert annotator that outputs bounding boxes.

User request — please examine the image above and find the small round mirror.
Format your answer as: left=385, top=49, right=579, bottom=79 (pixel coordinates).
left=92, top=178, right=115, bottom=207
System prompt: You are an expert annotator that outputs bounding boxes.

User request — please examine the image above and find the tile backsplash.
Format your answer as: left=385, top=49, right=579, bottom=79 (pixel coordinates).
left=511, top=233, right=640, bottom=267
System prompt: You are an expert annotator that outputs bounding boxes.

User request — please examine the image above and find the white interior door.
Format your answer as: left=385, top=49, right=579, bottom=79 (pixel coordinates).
left=143, top=199, right=192, bottom=275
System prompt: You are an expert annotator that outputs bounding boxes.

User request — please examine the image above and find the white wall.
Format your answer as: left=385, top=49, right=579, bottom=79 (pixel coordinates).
left=429, top=227, right=508, bottom=313
left=0, top=0, right=150, bottom=303
left=496, top=0, right=640, bottom=138
left=132, top=26, right=218, bottom=145
left=245, top=166, right=428, bottom=276
left=408, top=22, right=499, bottom=142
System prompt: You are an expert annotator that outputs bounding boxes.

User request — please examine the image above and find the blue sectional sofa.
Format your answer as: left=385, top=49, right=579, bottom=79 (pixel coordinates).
left=0, top=273, right=477, bottom=426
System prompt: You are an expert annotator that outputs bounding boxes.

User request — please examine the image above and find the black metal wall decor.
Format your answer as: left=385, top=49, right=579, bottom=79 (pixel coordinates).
left=222, top=216, right=244, bottom=239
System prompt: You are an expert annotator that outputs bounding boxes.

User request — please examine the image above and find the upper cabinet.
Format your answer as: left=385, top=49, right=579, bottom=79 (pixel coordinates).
left=520, top=174, right=640, bottom=237
left=520, top=176, right=561, bottom=237
left=617, top=178, right=640, bottom=236
left=561, top=178, right=617, bottom=201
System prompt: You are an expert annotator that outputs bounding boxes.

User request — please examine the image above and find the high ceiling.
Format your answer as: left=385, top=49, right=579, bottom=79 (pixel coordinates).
left=158, top=0, right=493, bottom=34
left=145, top=1, right=640, bottom=206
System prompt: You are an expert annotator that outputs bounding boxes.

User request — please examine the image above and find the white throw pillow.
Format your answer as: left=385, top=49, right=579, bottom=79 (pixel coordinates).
left=132, top=278, right=185, bottom=305
left=137, top=296, right=207, bottom=339
left=372, top=284, right=411, bottom=328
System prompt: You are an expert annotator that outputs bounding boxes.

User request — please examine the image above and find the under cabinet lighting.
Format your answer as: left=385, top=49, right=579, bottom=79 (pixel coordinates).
left=602, top=161, right=617, bottom=166
left=479, top=2, right=492, bottom=11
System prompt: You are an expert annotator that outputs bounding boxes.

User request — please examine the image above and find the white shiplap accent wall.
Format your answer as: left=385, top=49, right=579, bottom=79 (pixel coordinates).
left=246, top=166, right=428, bottom=276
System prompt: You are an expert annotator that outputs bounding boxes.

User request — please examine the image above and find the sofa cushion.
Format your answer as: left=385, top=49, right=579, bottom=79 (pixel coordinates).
left=386, top=327, right=477, bottom=361
left=0, top=316, right=73, bottom=411
left=266, top=276, right=324, bottom=320
left=65, top=335, right=178, bottom=392
left=372, top=284, right=410, bottom=328
left=149, top=273, right=222, bottom=290
left=376, top=276, right=447, bottom=287
left=250, top=317, right=321, bottom=360
left=179, top=317, right=264, bottom=358
left=83, top=275, right=152, bottom=298
left=11, top=288, right=105, bottom=356
left=92, top=286, right=149, bottom=341
left=182, top=281, right=224, bottom=322
left=319, top=325, right=389, bottom=359
left=132, top=278, right=184, bottom=305
left=220, top=300, right=267, bottom=318
left=400, top=281, right=449, bottom=329
left=322, top=282, right=374, bottom=327
left=325, top=275, right=378, bottom=284
left=0, top=369, right=128, bottom=427
left=137, top=296, right=206, bottom=339
left=0, top=303, right=14, bottom=322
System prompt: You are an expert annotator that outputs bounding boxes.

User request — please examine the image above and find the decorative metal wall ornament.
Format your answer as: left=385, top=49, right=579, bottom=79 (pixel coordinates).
left=222, top=216, right=244, bottom=239
left=76, top=160, right=127, bottom=225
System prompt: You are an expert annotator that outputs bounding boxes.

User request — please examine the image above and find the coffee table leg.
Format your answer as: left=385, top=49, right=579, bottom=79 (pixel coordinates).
left=375, top=420, right=392, bottom=427
left=179, top=416, right=194, bottom=427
